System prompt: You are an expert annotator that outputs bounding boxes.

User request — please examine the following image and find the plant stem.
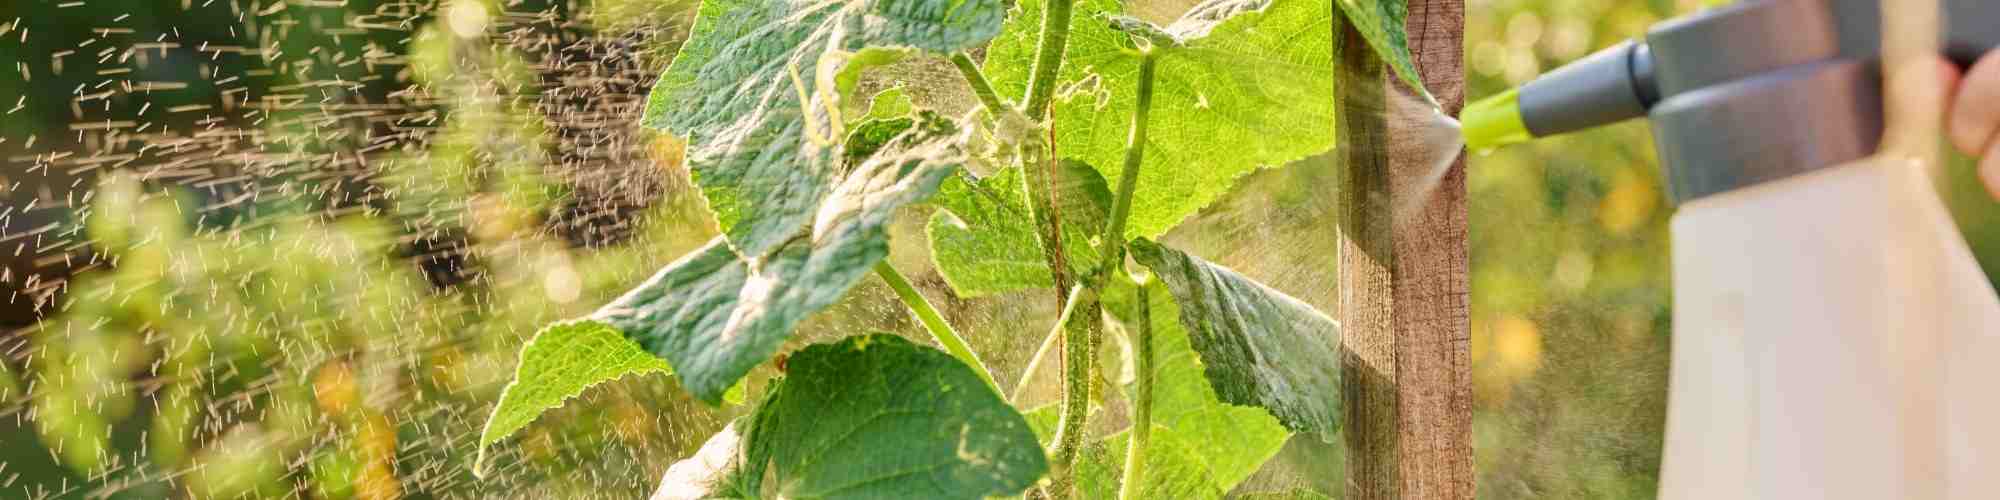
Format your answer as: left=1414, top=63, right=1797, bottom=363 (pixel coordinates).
left=1021, top=3, right=1093, bottom=497
left=949, top=52, right=1009, bottom=114
left=874, top=262, right=998, bottom=393
left=1117, top=279, right=1154, bottom=500
left=1089, top=51, right=1157, bottom=500
left=1096, top=52, right=1157, bottom=278
left=1043, top=284, right=1096, bottom=500
left=1022, top=141, right=1077, bottom=306
left=1023, top=0, right=1076, bottom=118
left=1019, top=0, right=1081, bottom=306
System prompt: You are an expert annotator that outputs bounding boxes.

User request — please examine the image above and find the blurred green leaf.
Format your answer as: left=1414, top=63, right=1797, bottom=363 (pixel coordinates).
left=861, top=87, right=915, bottom=122
left=0, top=360, right=16, bottom=404
left=85, top=172, right=144, bottom=250
left=478, top=320, right=672, bottom=453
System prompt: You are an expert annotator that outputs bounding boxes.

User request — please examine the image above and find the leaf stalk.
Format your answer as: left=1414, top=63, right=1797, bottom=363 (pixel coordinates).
left=874, top=262, right=998, bottom=393
left=950, top=52, right=1010, bottom=115
left=1097, top=52, right=1157, bottom=277
left=1106, top=52, right=1159, bottom=499
left=1117, top=277, right=1154, bottom=500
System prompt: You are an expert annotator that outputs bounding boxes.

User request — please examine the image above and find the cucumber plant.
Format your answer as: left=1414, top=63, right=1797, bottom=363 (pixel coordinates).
left=478, top=0, right=1429, bottom=496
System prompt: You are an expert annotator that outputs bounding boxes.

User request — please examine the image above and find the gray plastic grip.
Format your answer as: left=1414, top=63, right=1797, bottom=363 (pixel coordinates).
left=1946, top=1, right=2000, bottom=65
left=1651, top=59, right=1881, bottom=204
left=1517, top=41, right=1651, bottom=137
left=1648, top=0, right=1842, bottom=97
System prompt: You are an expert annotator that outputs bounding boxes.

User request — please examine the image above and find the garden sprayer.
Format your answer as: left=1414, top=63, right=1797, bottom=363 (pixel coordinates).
left=1462, top=0, right=2000, bottom=497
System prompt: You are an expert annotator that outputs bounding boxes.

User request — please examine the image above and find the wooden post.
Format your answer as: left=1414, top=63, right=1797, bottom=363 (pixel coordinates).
left=1334, top=1, right=1472, bottom=498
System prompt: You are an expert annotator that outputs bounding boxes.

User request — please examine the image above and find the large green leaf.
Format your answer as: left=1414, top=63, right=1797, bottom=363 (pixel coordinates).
left=1128, top=239, right=1342, bottom=436
left=986, top=0, right=1336, bottom=239
left=660, top=335, right=1048, bottom=499
left=925, top=161, right=1109, bottom=297
left=641, top=0, right=1004, bottom=256
left=595, top=114, right=967, bottom=403
left=1076, top=276, right=1290, bottom=498
left=479, top=321, right=671, bottom=452
left=1076, top=429, right=1231, bottom=499
left=478, top=321, right=748, bottom=465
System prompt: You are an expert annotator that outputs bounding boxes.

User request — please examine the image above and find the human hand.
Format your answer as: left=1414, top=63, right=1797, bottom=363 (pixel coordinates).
left=1944, top=51, right=2000, bottom=200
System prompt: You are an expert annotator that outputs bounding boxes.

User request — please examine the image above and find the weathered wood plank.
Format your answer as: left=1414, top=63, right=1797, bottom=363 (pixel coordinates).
left=1334, top=0, right=1471, bottom=498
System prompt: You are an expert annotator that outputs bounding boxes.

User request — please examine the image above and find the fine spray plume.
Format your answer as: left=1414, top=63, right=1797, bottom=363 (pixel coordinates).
left=1389, top=87, right=1468, bottom=227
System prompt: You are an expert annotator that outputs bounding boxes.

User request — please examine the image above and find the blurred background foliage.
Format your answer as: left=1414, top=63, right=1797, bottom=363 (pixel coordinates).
left=0, top=0, right=1993, bottom=498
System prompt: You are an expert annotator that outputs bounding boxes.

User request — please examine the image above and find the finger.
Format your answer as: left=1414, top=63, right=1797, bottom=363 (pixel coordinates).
left=1938, top=56, right=1963, bottom=99
left=1948, top=52, right=2000, bottom=156
left=1983, top=144, right=2000, bottom=200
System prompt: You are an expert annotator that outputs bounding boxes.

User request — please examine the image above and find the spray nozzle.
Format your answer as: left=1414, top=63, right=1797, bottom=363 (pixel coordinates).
left=1463, top=41, right=1658, bottom=152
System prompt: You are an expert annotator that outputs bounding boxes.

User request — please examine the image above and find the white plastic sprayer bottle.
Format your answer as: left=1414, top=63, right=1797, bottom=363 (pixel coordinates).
left=1646, top=3, right=2000, bottom=499
left=1460, top=0, right=2000, bottom=497
left=1661, top=155, right=2000, bottom=499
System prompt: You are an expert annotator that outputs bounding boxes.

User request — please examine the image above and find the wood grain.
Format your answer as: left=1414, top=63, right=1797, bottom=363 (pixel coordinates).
left=1334, top=1, right=1472, bottom=498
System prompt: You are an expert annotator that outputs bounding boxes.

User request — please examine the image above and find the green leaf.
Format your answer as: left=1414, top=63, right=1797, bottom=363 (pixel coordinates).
left=1128, top=239, right=1342, bottom=436
left=596, top=113, right=968, bottom=403
left=1079, top=276, right=1290, bottom=498
left=986, top=0, right=1337, bottom=239
left=724, top=334, right=1048, bottom=499
left=925, top=161, right=1110, bottom=297
left=843, top=117, right=917, bottom=164
left=641, top=0, right=1005, bottom=256
left=478, top=321, right=671, bottom=453
left=1332, top=0, right=1426, bottom=95
left=860, top=87, right=914, bottom=122
left=829, top=47, right=913, bottom=105
left=1020, top=399, right=1105, bottom=445
left=840, top=89, right=920, bottom=162
left=1021, top=403, right=1064, bottom=442
left=1076, top=428, right=1231, bottom=499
